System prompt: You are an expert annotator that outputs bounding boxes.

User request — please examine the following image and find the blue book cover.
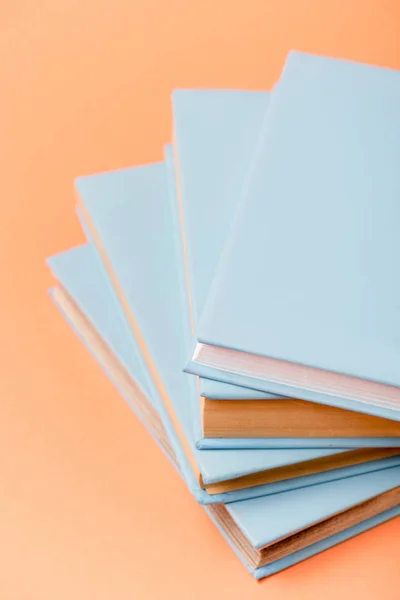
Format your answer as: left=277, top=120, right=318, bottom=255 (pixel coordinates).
left=68, top=161, right=400, bottom=488
left=190, top=52, right=400, bottom=423
left=48, top=246, right=400, bottom=580
left=167, top=121, right=400, bottom=446
left=172, top=88, right=275, bottom=402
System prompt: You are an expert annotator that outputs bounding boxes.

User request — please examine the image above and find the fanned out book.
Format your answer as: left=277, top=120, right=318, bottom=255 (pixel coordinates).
left=69, top=159, right=400, bottom=499
left=172, top=88, right=400, bottom=445
left=47, top=245, right=400, bottom=580
left=187, top=52, right=400, bottom=425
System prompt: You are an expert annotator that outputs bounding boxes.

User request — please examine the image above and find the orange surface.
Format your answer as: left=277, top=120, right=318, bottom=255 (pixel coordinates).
left=1, top=1, right=400, bottom=598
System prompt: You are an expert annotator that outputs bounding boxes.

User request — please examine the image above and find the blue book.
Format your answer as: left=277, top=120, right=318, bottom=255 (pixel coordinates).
left=188, top=52, right=400, bottom=424
left=48, top=246, right=400, bottom=579
left=65, top=160, right=400, bottom=483
left=172, top=89, right=400, bottom=446
left=172, top=89, right=275, bottom=402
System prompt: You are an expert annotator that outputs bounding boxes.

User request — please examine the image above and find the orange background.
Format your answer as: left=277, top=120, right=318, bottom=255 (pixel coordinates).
left=1, top=1, right=400, bottom=598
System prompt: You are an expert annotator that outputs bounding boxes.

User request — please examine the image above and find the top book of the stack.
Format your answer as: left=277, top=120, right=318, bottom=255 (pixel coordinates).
left=187, top=51, right=400, bottom=424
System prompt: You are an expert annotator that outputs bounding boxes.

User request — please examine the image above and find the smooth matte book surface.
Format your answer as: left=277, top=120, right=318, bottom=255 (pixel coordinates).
left=172, top=88, right=276, bottom=402
left=70, top=162, right=400, bottom=486
left=172, top=90, right=400, bottom=445
left=167, top=124, right=400, bottom=445
left=190, top=52, right=400, bottom=423
left=48, top=268, right=400, bottom=579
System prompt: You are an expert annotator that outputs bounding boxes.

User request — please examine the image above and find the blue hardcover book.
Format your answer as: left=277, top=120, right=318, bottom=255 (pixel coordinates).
left=168, top=100, right=400, bottom=445
left=172, top=89, right=400, bottom=446
left=189, top=52, right=400, bottom=424
left=172, top=88, right=274, bottom=403
left=68, top=161, right=400, bottom=491
left=48, top=247, right=400, bottom=580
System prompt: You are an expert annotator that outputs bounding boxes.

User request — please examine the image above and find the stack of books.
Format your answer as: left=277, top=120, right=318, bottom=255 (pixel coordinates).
left=47, top=51, right=400, bottom=580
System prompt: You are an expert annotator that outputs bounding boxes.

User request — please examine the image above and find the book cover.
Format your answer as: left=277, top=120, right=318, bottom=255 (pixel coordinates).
left=190, top=52, right=400, bottom=423
left=166, top=129, right=400, bottom=445
left=172, top=88, right=275, bottom=401
left=172, top=89, right=400, bottom=445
